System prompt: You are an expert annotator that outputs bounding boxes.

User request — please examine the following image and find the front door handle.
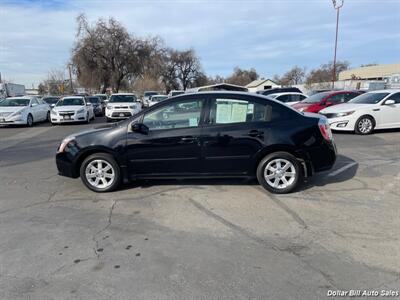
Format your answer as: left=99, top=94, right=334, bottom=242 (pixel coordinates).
left=248, top=130, right=264, bottom=137
left=180, top=136, right=196, bottom=143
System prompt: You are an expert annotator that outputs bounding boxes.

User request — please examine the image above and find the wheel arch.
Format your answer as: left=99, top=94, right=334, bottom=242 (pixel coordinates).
left=251, top=144, right=311, bottom=177
left=72, top=147, right=119, bottom=178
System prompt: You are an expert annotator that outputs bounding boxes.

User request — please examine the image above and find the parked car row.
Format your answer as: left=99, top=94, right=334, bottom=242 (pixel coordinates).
left=284, top=89, right=400, bottom=134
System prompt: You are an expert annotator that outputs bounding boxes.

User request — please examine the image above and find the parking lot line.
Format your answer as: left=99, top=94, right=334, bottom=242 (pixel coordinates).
left=328, top=162, right=358, bottom=177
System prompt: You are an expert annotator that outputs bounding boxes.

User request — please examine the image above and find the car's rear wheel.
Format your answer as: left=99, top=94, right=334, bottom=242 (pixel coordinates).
left=257, top=152, right=302, bottom=194
left=355, top=115, right=374, bottom=135
left=80, top=153, right=121, bottom=192
left=27, top=114, right=33, bottom=127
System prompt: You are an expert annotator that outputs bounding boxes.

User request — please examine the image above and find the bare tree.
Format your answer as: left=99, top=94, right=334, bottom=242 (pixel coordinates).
left=72, top=14, right=163, bottom=93
left=226, top=67, right=259, bottom=86
left=306, top=61, right=349, bottom=85
left=280, top=66, right=306, bottom=86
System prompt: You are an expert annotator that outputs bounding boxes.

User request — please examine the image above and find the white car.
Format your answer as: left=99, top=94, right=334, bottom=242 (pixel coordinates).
left=51, top=96, right=94, bottom=124
left=320, top=89, right=400, bottom=134
left=268, top=92, right=308, bottom=106
left=0, top=96, right=50, bottom=127
left=148, top=95, right=168, bottom=107
left=105, top=93, right=142, bottom=121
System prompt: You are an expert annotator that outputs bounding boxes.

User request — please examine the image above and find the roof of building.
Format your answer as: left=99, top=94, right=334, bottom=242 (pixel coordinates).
left=245, top=79, right=279, bottom=88
left=186, top=83, right=248, bottom=92
left=339, top=63, right=400, bottom=80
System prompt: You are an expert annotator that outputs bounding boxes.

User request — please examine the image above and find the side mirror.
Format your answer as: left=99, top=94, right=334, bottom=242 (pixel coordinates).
left=131, top=123, right=149, bottom=135
left=86, top=103, right=92, bottom=106
left=51, top=104, right=55, bottom=108
left=325, top=101, right=333, bottom=106
left=385, top=99, right=395, bottom=105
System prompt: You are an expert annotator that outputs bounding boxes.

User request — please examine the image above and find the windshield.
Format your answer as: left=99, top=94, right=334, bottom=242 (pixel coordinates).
left=95, top=95, right=108, bottom=100
left=0, top=98, right=30, bottom=107
left=349, top=92, right=390, bottom=104
left=43, top=97, right=59, bottom=104
left=109, top=95, right=136, bottom=103
left=171, top=91, right=184, bottom=96
left=57, top=98, right=85, bottom=106
left=144, top=92, right=158, bottom=97
left=301, top=92, right=330, bottom=103
left=87, top=97, right=100, bottom=104
left=152, top=96, right=167, bottom=102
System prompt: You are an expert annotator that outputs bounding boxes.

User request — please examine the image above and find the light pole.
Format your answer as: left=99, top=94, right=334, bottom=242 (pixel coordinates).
left=331, top=0, right=344, bottom=89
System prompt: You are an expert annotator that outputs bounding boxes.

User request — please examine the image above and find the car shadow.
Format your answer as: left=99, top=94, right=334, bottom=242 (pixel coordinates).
left=120, top=154, right=358, bottom=193
left=333, top=128, right=400, bottom=135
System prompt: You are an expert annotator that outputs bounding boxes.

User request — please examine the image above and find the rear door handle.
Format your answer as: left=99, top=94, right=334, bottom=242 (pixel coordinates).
left=248, top=130, right=264, bottom=137
left=180, top=136, right=196, bottom=143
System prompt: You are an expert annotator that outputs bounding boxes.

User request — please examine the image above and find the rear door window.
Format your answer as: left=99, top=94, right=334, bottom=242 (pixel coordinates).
left=208, top=97, right=292, bottom=125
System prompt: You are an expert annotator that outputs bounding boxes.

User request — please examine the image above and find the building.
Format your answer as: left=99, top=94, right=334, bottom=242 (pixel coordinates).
left=245, top=79, right=280, bottom=93
left=186, top=83, right=248, bottom=93
left=339, top=63, right=400, bottom=81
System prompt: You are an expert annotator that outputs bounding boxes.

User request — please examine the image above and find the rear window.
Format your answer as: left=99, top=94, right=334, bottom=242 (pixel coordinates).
left=109, top=95, right=137, bottom=103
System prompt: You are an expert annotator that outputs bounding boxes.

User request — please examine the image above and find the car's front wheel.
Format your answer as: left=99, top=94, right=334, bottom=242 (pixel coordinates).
left=257, top=152, right=302, bottom=194
left=27, top=114, right=33, bottom=127
left=355, top=115, right=374, bottom=135
left=80, top=153, right=121, bottom=192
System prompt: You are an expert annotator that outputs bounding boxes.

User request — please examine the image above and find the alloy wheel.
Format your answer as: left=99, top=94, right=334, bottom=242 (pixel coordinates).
left=264, top=158, right=296, bottom=189
left=358, top=118, right=373, bottom=134
left=85, top=159, right=115, bottom=189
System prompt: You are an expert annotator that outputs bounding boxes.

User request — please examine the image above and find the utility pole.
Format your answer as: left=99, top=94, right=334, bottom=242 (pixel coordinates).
left=331, top=0, right=344, bottom=89
left=68, top=64, right=74, bottom=94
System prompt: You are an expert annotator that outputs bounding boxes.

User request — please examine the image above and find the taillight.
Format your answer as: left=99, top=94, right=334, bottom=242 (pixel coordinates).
left=318, top=119, right=333, bottom=142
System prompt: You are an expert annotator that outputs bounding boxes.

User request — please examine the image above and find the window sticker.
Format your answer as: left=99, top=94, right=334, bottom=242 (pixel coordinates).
left=189, top=117, right=198, bottom=127
left=215, top=99, right=248, bottom=123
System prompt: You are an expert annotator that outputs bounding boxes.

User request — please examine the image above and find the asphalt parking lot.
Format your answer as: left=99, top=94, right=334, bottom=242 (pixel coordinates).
left=0, top=119, right=399, bottom=299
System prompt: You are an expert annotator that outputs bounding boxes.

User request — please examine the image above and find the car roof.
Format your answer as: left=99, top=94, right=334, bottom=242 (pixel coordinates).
left=269, top=92, right=305, bottom=96
left=7, top=96, right=33, bottom=99
left=367, top=89, right=400, bottom=93
left=111, top=93, right=135, bottom=96
left=62, top=96, right=85, bottom=99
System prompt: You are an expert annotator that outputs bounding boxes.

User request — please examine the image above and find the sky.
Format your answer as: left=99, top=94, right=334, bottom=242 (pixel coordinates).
left=0, top=0, right=399, bottom=87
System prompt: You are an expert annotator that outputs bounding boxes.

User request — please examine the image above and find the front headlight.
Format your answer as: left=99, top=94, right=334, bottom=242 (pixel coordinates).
left=57, top=136, right=75, bottom=153
left=77, top=108, right=85, bottom=114
left=51, top=110, right=58, bottom=115
left=11, top=111, right=22, bottom=117
left=335, top=111, right=354, bottom=117
left=106, top=105, right=113, bottom=110
left=129, top=105, right=136, bottom=109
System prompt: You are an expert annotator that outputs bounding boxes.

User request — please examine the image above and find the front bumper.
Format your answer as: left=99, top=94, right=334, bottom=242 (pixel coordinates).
left=105, top=109, right=138, bottom=119
left=51, top=113, right=86, bottom=123
left=0, top=119, right=26, bottom=125
left=56, top=152, right=77, bottom=178
left=326, top=116, right=356, bottom=132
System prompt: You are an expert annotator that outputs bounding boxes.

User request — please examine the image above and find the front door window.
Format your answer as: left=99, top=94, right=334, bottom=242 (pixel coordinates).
left=143, top=99, right=203, bottom=130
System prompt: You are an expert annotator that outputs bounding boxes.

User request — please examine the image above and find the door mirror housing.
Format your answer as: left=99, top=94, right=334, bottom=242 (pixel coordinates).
left=86, top=103, right=92, bottom=106
left=325, top=101, right=333, bottom=106
left=51, top=104, right=55, bottom=108
left=385, top=99, right=395, bottom=105
left=131, top=123, right=149, bottom=135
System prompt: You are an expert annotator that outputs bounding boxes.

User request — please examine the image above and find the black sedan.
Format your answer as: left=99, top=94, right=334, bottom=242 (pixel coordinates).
left=56, top=92, right=336, bottom=193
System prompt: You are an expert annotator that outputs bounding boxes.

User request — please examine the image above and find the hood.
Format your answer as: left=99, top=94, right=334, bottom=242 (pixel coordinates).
left=0, top=107, right=26, bottom=114
left=320, top=103, right=375, bottom=113
left=53, top=105, right=84, bottom=112
left=70, top=123, right=117, bottom=139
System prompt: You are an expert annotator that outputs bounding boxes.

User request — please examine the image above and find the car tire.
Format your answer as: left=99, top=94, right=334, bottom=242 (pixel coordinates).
left=80, top=153, right=121, bottom=193
left=355, top=115, right=374, bottom=135
left=256, top=152, right=303, bottom=194
left=27, top=114, right=34, bottom=127
left=46, top=111, right=50, bottom=122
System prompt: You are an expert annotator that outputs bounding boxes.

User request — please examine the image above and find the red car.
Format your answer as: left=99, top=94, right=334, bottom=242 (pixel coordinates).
left=291, top=91, right=363, bottom=113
